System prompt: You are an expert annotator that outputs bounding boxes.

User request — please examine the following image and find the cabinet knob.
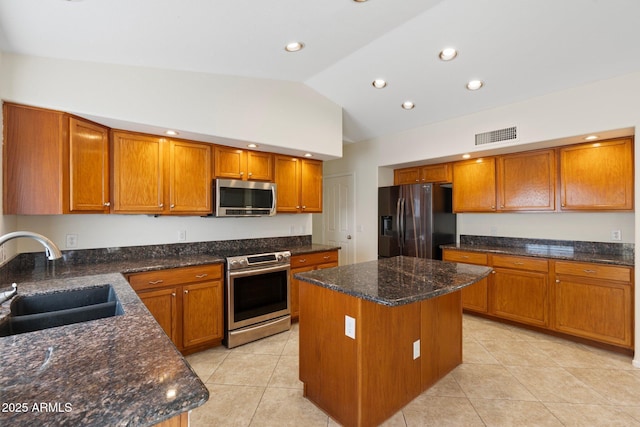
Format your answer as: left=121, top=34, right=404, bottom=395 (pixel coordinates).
left=159, top=203, right=164, bottom=208
left=170, top=204, right=175, bottom=208
left=302, top=206, right=306, bottom=209
left=104, top=202, right=111, bottom=207
left=491, top=270, right=496, bottom=274
left=171, top=292, right=176, bottom=297
left=491, top=206, right=495, bottom=209
left=556, top=279, right=560, bottom=283
left=240, top=172, right=244, bottom=176
left=248, top=172, right=253, bottom=176
left=184, top=290, right=189, bottom=294
left=296, top=206, right=301, bottom=209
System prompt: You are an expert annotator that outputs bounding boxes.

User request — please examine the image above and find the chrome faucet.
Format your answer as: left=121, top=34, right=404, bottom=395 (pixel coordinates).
left=0, top=231, right=63, bottom=261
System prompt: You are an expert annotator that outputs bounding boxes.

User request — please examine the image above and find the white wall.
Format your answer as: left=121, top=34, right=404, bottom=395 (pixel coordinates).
left=0, top=53, right=342, bottom=255
left=0, top=53, right=342, bottom=159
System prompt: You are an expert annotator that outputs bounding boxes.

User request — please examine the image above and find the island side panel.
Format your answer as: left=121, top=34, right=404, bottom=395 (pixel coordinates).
left=359, top=298, right=421, bottom=427
left=421, top=290, right=463, bottom=390
left=299, top=281, right=360, bottom=427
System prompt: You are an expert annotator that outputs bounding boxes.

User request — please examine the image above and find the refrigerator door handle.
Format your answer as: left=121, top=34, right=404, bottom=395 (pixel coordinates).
left=399, top=197, right=406, bottom=250
left=396, top=198, right=402, bottom=250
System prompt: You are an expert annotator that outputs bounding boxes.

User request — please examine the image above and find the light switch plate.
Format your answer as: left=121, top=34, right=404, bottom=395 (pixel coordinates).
left=345, top=315, right=356, bottom=339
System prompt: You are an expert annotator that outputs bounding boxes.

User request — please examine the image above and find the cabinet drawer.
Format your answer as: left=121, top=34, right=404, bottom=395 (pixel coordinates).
left=129, top=264, right=223, bottom=291
left=442, top=250, right=488, bottom=265
left=291, top=250, right=339, bottom=267
left=554, top=261, right=631, bottom=283
left=492, top=255, right=549, bottom=272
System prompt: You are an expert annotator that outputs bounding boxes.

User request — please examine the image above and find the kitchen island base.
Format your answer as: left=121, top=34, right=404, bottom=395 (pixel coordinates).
left=299, top=282, right=462, bottom=427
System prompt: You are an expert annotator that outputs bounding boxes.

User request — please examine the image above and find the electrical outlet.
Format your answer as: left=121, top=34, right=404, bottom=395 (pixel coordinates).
left=413, top=340, right=421, bottom=360
left=178, top=230, right=187, bottom=241
left=345, top=315, right=356, bottom=339
left=65, top=234, right=78, bottom=248
left=611, top=230, right=622, bottom=241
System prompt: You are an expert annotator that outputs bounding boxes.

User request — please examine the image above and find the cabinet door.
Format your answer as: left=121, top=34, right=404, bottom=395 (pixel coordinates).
left=300, top=159, right=323, bottom=213
left=112, top=131, right=164, bottom=213
left=442, top=250, right=489, bottom=313
left=497, top=149, right=555, bottom=211
left=290, top=265, right=315, bottom=320
left=69, top=117, right=110, bottom=213
left=275, top=155, right=301, bottom=212
left=420, top=163, right=452, bottom=183
left=139, top=287, right=179, bottom=344
left=214, top=146, right=245, bottom=179
left=169, top=140, right=212, bottom=214
left=182, top=280, right=223, bottom=348
left=560, top=137, right=633, bottom=210
left=394, top=167, right=420, bottom=185
left=491, top=268, right=549, bottom=327
left=247, top=151, right=274, bottom=181
left=553, top=275, right=632, bottom=347
left=452, top=158, right=496, bottom=212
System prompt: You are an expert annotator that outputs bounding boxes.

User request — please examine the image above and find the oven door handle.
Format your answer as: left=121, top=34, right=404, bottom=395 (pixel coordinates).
left=228, top=263, right=290, bottom=279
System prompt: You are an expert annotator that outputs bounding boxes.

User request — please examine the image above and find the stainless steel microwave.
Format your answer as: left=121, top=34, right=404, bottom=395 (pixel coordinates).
left=214, top=179, right=277, bottom=217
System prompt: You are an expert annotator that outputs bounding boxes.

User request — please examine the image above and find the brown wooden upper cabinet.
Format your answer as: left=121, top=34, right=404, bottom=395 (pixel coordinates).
left=394, top=163, right=452, bottom=185
left=452, top=157, right=497, bottom=212
left=112, top=131, right=212, bottom=215
left=3, top=102, right=110, bottom=214
left=559, top=137, right=633, bottom=211
left=274, top=155, right=323, bottom=213
left=213, top=146, right=273, bottom=181
left=453, top=149, right=557, bottom=213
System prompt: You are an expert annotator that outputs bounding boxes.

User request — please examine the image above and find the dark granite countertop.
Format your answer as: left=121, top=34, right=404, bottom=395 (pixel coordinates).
left=441, top=236, right=634, bottom=267
left=0, top=273, right=208, bottom=427
left=0, top=236, right=340, bottom=426
left=294, top=256, right=492, bottom=307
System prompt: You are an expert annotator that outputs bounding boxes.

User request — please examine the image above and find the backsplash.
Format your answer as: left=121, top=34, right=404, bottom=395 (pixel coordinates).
left=0, top=235, right=312, bottom=277
left=460, top=235, right=634, bottom=257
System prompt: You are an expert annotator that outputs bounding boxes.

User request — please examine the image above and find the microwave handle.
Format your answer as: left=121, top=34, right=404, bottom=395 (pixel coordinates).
left=271, top=185, right=276, bottom=213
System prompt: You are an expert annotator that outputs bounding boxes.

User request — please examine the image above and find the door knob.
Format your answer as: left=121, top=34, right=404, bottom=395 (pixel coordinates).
left=347, top=235, right=352, bottom=239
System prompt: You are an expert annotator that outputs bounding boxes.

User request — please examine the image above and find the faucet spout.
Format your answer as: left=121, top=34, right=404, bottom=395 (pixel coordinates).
left=0, top=231, right=63, bottom=260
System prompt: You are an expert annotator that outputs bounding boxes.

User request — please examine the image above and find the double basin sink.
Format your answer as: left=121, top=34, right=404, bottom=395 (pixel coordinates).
left=0, top=284, right=124, bottom=337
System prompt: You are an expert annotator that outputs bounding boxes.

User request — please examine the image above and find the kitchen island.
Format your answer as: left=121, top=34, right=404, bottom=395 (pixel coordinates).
left=294, top=256, right=492, bottom=427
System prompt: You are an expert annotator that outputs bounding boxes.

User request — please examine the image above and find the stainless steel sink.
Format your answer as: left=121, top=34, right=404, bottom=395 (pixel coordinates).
left=0, top=285, right=123, bottom=336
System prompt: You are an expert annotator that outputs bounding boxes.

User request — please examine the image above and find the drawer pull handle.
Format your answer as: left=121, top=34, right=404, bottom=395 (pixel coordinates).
left=195, top=274, right=208, bottom=279
left=299, top=259, right=307, bottom=263
left=513, top=262, right=524, bottom=265
left=462, top=255, right=469, bottom=259
left=148, top=280, right=164, bottom=285
left=583, top=269, right=597, bottom=274
left=323, top=256, right=330, bottom=260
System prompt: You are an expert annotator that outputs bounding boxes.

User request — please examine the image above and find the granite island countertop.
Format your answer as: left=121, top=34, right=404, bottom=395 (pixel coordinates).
left=0, top=238, right=340, bottom=426
left=294, top=255, right=492, bottom=307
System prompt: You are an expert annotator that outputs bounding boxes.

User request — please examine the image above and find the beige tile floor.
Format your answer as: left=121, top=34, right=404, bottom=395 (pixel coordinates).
left=186, top=315, right=640, bottom=426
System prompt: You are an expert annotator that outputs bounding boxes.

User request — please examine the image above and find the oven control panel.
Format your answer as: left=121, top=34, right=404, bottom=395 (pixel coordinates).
left=226, top=251, right=291, bottom=270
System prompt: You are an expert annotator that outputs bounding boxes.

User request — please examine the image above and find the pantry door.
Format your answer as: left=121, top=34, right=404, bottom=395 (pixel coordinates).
left=323, top=173, right=355, bottom=265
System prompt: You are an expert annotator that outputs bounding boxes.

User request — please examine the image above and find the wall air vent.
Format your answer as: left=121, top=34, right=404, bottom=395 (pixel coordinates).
left=475, top=126, right=517, bottom=146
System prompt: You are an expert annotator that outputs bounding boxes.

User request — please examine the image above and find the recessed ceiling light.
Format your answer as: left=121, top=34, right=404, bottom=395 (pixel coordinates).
left=401, top=101, right=415, bottom=110
left=372, top=79, right=387, bottom=89
left=439, top=48, right=458, bottom=61
left=247, top=143, right=258, bottom=148
left=466, top=80, right=484, bottom=91
left=304, top=153, right=313, bottom=157
left=353, top=0, right=368, bottom=2
left=165, top=130, right=179, bottom=136
left=462, top=153, right=471, bottom=159
left=584, top=135, right=599, bottom=141
left=285, top=42, right=305, bottom=52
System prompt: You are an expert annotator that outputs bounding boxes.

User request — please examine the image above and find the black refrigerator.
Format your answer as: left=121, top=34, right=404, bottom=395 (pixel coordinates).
left=378, top=183, right=456, bottom=260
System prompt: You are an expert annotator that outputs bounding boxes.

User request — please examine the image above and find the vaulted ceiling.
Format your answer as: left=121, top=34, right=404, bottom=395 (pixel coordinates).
left=1, top=0, right=639, bottom=143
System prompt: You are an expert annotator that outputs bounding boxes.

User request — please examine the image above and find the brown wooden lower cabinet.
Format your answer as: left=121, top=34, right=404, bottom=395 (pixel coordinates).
left=441, top=249, right=634, bottom=350
left=442, top=250, right=488, bottom=313
left=128, top=264, right=224, bottom=354
left=290, top=250, right=339, bottom=320
left=153, top=412, right=189, bottom=427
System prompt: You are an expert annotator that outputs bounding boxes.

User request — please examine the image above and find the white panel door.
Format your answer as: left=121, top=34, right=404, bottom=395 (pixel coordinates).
left=323, top=174, right=355, bottom=265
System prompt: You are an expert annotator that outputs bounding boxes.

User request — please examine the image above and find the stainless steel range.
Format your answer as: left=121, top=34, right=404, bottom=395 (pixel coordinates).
left=225, top=250, right=291, bottom=348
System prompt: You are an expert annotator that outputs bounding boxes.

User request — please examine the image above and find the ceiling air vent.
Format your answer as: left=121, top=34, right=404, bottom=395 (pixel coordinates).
left=475, top=126, right=517, bottom=146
